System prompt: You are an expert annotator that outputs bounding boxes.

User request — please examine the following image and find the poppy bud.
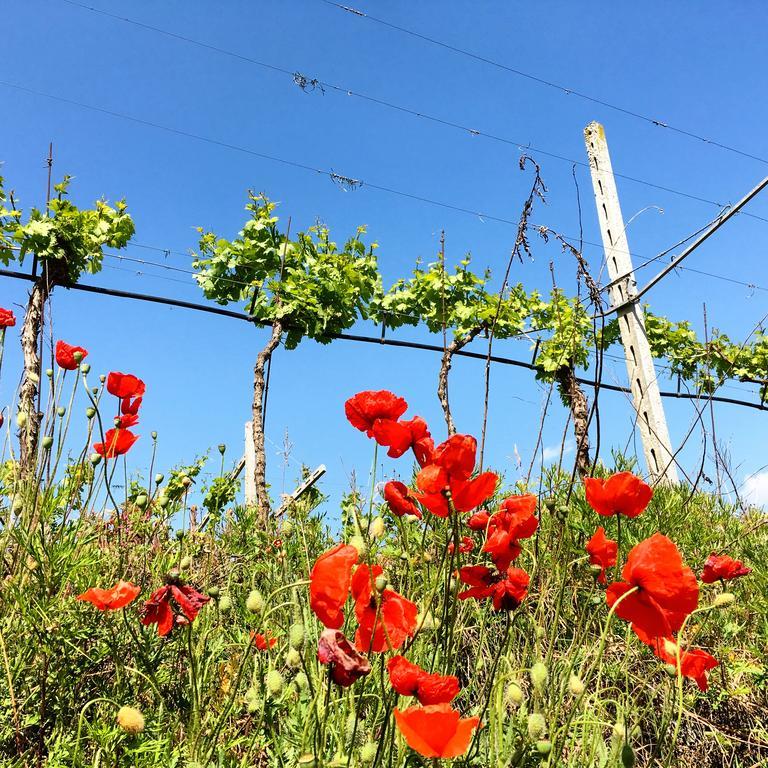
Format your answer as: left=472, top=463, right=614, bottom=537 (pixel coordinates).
left=151, top=431, right=158, bottom=440
left=568, top=674, right=585, bottom=696
left=505, top=682, right=525, bottom=708
left=85, top=407, right=95, bottom=419
left=404, top=513, right=420, bottom=524
left=544, top=497, right=556, bottom=512
left=374, top=575, right=388, bottom=593
left=180, top=556, right=192, bottom=570
left=99, top=373, right=105, bottom=383
left=527, top=713, right=547, bottom=740
left=12, top=497, right=24, bottom=513
left=530, top=662, right=548, bottom=692
left=218, top=594, right=233, bottom=614
left=91, top=387, right=99, bottom=395
left=349, top=535, right=366, bottom=557
left=360, top=742, right=377, bottom=764
left=266, top=669, right=284, bottom=696
left=54, top=406, right=64, bottom=417
left=90, top=453, right=102, bottom=466
left=207, top=586, right=220, bottom=599
left=286, top=648, right=302, bottom=668
left=612, top=721, right=626, bottom=744
left=345, top=713, right=365, bottom=746
left=182, top=476, right=192, bottom=488
left=295, top=672, right=309, bottom=691
left=16, top=411, right=27, bottom=428
left=289, top=623, right=305, bottom=650
left=713, top=592, right=735, bottom=608
left=80, top=363, right=90, bottom=374
left=158, top=495, right=169, bottom=509
left=621, top=744, right=636, bottom=768
left=590, top=594, right=602, bottom=605
left=155, top=473, right=164, bottom=484
left=247, top=698, right=259, bottom=714
left=535, top=626, right=545, bottom=639
left=536, top=740, right=552, bottom=756
left=135, top=494, right=148, bottom=509
left=298, top=755, right=316, bottom=768
left=368, top=516, right=386, bottom=539
left=218, top=443, right=226, bottom=454
left=555, top=504, right=569, bottom=521
left=41, top=436, right=53, bottom=450
left=116, top=705, right=145, bottom=735
left=282, top=521, right=294, bottom=537
left=45, top=368, right=53, bottom=377
left=399, top=552, right=409, bottom=562
left=73, top=350, right=83, bottom=363
left=246, top=590, right=265, bottom=613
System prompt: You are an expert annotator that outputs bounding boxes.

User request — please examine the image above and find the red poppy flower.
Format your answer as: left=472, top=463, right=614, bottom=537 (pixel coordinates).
left=384, top=481, right=422, bottom=519
left=482, top=495, right=538, bottom=571
left=458, top=564, right=529, bottom=612
left=448, top=535, right=475, bottom=555
left=251, top=632, right=277, bottom=651
left=467, top=510, right=491, bottom=530
left=121, top=396, right=142, bottom=416
left=701, top=553, right=751, bottom=584
left=387, top=656, right=460, bottom=705
left=309, top=543, right=359, bottom=629
left=317, top=628, right=372, bottom=687
left=372, top=416, right=431, bottom=460
left=414, top=435, right=497, bottom=516
left=0, top=308, right=16, bottom=328
left=352, top=564, right=418, bottom=652
left=651, top=637, right=718, bottom=691
left=586, top=527, right=618, bottom=584
left=141, top=581, right=210, bottom=636
left=606, top=533, right=698, bottom=642
left=93, top=428, right=139, bottom=458
left=55, top=340, right=88, bottom=370
left=584, top=472, right=653, bottom=518
left=394, top=704, right=480, bottom=759
left=77, top=579, right=140, bottom=610
left=345, top=390, right=408, bottom=437
left=107, top=372, right=146, bottom=399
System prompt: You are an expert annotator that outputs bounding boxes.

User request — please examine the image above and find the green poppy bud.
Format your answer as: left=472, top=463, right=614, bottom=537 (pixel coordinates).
left=527, top=713, right=547, bottom=740
left=207, top=586, right=220, bottom=599
left=247, top=698, right=259, bottom=714
left=218, top=443, right=226, bottom=454
left=116, top=705, right=145, bottom=735
left=57, top=406, right=66, bottom=417
left=218, top=594, right=233, bottom=614
left=374, top=575, right=388, bottom=593
left=568, top=674, right=585, bottom=696
left=286, top=648, right=302, bottom=669
left=530, top=662, right=548, bottom=691
left=713, top=592, right=735, bottom=608
left=536, top=740, right=552, bottom=756
left=157, top=495, right=169, bottom=509
left=621, top=744, right=636, bottom=768
left=544, top=497, right=556, bottom=511
left=266, top=669, right=284, bottom=696
left=135, top=494, right=148, bottom=509
left=246, top=590, right=265, bottom=614
left=295, top=672, right=309, bottom=691
left=368, top=516, right=386, bottom=539
left=349, top=535, right=366, bottom=557
left=80, top=363, right=90, bottom=374
left=72, top=350, right=83, bottom=363
left=298, top=755, right=316, bottom=768
left=151, top=431, right=158, bottom=440
left=154, top=473, right=164, bottom=484
left=360, top=742, right=377, bottom=764
left=12, top=497, right=24, bottom=513
left=175, top=529, right=185, bottom=541
left=555, top=504, right=569, bottom=521
left=180, top=556, right=192, bottom=570
left=41, top=436, right=53, bottom=450
left=404, top=513, right=420, bottom=523
left=85, top=407, right=96, bottom=419
left=89, top=453, right=102, bottom=466
left=505, top=682, right=525, bottom=708
left=289, top=623, right=305, bottom=650
left=45, top=368, right=53, bottom=378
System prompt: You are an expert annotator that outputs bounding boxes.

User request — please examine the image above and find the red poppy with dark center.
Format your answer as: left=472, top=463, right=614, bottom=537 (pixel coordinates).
left=251, top=632, right=277, bottom=651
left=448, top=535, right=475, bottom=555
left=372, top=416, right=431, bottom=460
left=586, top=527, right=618, bottom=584
left=394, top=704, right=480, bottom=759
left=414, top=434, right=497, bottom=517
left=701, top=553, right=751, bottom=583
left=55, top=340, right=88, bottom=370
left=352, top=564, right=418, bottom=652
left=387, top=655, right=460, bottom=705
left=584, top=472, right=653, bottom=518
left=0, top=308, right=16, bottom=328
left=384, top=481, right=422, bottom=519
left=121, top=396, right=142, bottom=416
left=651, top=637, right=718, bottom=691
left=141, top=580, right=210, bottom=636
left=77, top=579, right=140, bottom=610
left=93, top=428, right=139, bottom=458
left=606, top=533, right=698, bottom=642
left=309, top=543, right=359, bottom=629
left=107, top=372, right=146, bottom=400
left=317, top=628, right=371, bottom=687
left=344, top=390, right=408, bottom=437
left=482, top=495, right=538, bottom=570
left=458, top=564, right=530, bottom=612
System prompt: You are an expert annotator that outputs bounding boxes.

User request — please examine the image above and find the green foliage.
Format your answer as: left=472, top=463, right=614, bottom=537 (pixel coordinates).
left=192, top=193, right=380, bottom=349
left=1, top=176, right=134, bottom=280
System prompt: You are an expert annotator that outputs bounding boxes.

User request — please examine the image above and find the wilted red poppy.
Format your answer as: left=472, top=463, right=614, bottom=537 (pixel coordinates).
left=584, top=472, right=653, bottom=518
left=458, top=564, right=529, bottom=612
left=448, top=535, right=475, bottom=555
left=0, top=308, right=16, bottom=328
left=77, top=579, right=140, bottom=610
left=606, top=533, right=698, bottom=642
left=251, top=632, right=277, bottom=651
left=93, top=428, right=139, bottom=458
left=586, top=527, right=618, bottom=584
left=372, top=416, right=431, bottom=460
left=309, top=543, right=359, bottom=629
left=55, top=340, right=88, bottom=370
left=482, top=495, right=538, bottom=571
left=701, top=553, right=751, bottom=584
left=384, top=481, right=422, bottom=519
left=345, top=390, right=408, bottom=437
left=121, top=396, right=142, bottom=416
left=415, top=435, right=497, bottom=516
left=387, top=655, right=460, bottom=705
left=107, top=372, right=146, bottom=400
left=317, top=628, right=371, bottom=687
left=394, top=704, right=480, bottom=759
left=352, top=564, right=418, bottom=652
left=141, top=579, right=210, bottom=636
left=651, top=637, right=718, bottom=691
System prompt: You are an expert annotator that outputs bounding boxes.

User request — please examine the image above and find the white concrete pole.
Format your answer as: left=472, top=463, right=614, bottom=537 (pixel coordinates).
left=584, top=121, right=679, bottom=484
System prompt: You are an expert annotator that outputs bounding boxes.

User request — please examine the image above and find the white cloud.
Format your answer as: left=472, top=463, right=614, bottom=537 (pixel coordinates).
left=742, top=470, right=768, bottom=508
left=543, top=440, right=574, bottom=463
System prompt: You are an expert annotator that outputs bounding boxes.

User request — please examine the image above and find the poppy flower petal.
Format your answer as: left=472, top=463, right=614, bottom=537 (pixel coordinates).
left=310, top=543, right=359, bottom=628
left=451, top=472, right=498, bottom=512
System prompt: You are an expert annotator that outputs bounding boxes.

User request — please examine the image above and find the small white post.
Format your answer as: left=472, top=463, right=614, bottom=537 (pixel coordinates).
left=584, top=121, right=679, bottom=484
left=244, top=421, right=257, bottom=505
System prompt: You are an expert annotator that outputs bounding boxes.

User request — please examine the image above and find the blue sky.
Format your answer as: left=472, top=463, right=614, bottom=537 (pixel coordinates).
left=2, top=1, right=768, bottom=514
